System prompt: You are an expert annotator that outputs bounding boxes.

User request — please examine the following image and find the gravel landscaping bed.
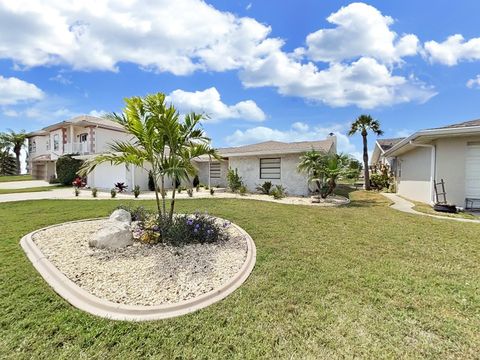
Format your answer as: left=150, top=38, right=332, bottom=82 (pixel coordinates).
left=32, top=219, right=248, bottom=306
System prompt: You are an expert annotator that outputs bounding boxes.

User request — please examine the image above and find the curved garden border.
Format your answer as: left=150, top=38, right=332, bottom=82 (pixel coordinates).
left=20, top=217, right=256, bottom=321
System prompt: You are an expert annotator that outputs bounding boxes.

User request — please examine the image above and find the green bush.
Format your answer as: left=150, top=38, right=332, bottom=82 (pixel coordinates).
left=187, top=188, right=193, bottom=197
left=133, top=185, right=141, bottom=198
left=210, top=188, right=215, bottom=196
left=130, top=212, right=230, bottom=245
left=226, top=168, right=243, bottom=192
left=56, top=155, right=83, bottom=185
left=271, top=185, right=286, bottom=199
left=239, top=185, right=247, bottom=196
left=110, top=188, right=117, bottom=198
left=91, top=188, right=98, bottom=198
left=256, top=181, right=273, bottom=195
left=370, top=173, right=389, bottom=190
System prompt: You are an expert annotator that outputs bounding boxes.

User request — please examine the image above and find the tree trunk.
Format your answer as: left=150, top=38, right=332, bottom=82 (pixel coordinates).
left=151, top=167, right=162, bottom=216
left=161, top=175, right=166, bottom=216
left=362, top=132, right=370, bottom=190
left=14, top=149, right=21, bottom=175
left=169, top=187, right=176, bottom=222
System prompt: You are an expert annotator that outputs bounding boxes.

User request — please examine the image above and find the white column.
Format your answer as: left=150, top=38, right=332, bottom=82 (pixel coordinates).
left=69, top=125, right=74, bottom=153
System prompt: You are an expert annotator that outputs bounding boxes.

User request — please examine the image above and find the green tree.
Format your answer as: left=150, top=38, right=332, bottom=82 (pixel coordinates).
left=0, top=129, right=26, bottom=174
left=298, top=151, right=348, bottom=199
left=0, top=140, right=16, bottom=176
left=348, top=115, right=383, bottom=190
left=78, top=93, right=218, bottom=221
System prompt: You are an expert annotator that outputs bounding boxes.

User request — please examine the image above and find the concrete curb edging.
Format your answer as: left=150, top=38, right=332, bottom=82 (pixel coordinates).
left=20, top=218, right=256, bottom=321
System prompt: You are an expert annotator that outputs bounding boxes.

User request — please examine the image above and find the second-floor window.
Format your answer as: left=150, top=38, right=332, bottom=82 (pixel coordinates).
left=46, top=139, right=50, bottom=150
left=79, top=133, right=88, bottom=143
left=53, top=134, right=59, bottom=151
left=31, top=140, right=36, bottom=153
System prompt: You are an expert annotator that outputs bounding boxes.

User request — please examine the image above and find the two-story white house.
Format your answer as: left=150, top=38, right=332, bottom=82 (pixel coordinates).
left=27, top=115, right=131, bottom=183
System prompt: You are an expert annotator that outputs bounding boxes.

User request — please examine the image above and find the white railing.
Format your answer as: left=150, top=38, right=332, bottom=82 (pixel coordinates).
left=65, top=142, right=91, bottom=155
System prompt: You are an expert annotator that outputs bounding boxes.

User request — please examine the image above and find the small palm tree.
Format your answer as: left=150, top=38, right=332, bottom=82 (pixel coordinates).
left=348, top=115, right=383, bottom=190
left=78, top=93, right=218, bottom=221
left=0, top=139, right=17, bottom=176
left=0, top=129, right=26, bottom=174
left=298, top=151, right=347, bottom=199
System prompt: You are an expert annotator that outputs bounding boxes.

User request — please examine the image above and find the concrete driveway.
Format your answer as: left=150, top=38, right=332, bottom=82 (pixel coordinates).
left=0, top=180, right=53, bottom=189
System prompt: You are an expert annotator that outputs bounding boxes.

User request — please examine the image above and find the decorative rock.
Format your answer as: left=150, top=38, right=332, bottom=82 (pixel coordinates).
left=109, top=209, right=132, bottom=224
left=89, top=221, right=133, bottom=249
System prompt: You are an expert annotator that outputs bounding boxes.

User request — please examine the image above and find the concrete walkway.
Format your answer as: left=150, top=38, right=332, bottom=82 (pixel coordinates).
left=0, top=180, right=54, bottom=189
left=382, top=192, right=480, bottom=224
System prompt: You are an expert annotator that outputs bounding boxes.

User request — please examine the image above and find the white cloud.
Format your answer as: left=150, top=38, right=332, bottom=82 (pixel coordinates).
left=225, top=122, right=358, bottom=156
left=0, top=75, right=44, bottom=105
left=88, top=109, right=107, bottom=117
left=2, top=109, right=19, bottom=117
left=240, top=54, right=435, bottom=108
left=0, top=0, right=278, bottom=75
left=304, top=2, right=419, bottom=64
left=466, top=75, right=480, bottom=89
left=49, top=73, right=72, bottom=85
left=424, top=34, right=480, bottom=66
left=166, top=87, right=266, bottom=122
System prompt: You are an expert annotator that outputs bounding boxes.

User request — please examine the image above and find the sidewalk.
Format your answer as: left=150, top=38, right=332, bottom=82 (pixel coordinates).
left=381, top=192, right=480, bottom=224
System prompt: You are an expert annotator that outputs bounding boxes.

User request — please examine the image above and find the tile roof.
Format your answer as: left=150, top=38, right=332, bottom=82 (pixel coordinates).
left=40, top=115, right=125, bottom=132
left=376, top=138, right=405, bottom=152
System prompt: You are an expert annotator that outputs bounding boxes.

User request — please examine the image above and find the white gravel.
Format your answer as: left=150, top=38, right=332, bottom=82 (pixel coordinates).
left=32, top=219, right=248, bottom=306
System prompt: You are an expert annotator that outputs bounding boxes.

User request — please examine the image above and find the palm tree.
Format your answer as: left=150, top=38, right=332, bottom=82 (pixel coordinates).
left=78, top=93, right=218, bottom=220
left=298, top=151, right=347, bottom=199
left=0, top=129, right=26, bottom=174
left=348, top=115, right=383, bottom=190
left=0, top=139, right=16, bottom=176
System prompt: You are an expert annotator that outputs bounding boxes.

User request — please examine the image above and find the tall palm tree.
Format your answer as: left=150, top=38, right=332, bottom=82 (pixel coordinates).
left=0, top=129, right=26, bottom=174
left=78, top=93, right=218, bottom=220
left=348, top=115, right=383, bottom=190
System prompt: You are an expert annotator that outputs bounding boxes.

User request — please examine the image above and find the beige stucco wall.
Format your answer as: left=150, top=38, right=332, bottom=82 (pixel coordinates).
left=94, top=128, right=132, bottom=153
left=228, top=154, right=308, bottom=196
left=396, top=146, right=432, bottom=204
left=396, top=135, right=480, bottom=206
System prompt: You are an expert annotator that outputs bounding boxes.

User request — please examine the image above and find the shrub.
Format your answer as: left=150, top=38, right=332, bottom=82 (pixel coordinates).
left=210, top=188, right=215, bottom=196
left=239, top=185, right=247, bottom=196
left=271, top=185, right=286, bottom=199
left=72, top=177, right=85, bottom=188
left=131, top=212, right=230, bottom=245
left=110, top=188, right=117, bottom=198
left=91, top=187, right=98, bottom=198
left=148, top=171, right=155, bottom=191
left=227, top=167, right=243, bottom=192
left=256, top=181, right=273, bottom=195
left=56, top=155, right=83, bottom=185
left=187, top=188, right=193, bottom=197
left=370, top=173, right=389, bottom=190
left=192, top=174, right=200, bottom=188
left=133, top=185, right=141, bottom=198
left=74, top=188, right=80, bottom=197
left=115, top=182, right=128, bottom=192
left=116, top=204, right=150, bottom=222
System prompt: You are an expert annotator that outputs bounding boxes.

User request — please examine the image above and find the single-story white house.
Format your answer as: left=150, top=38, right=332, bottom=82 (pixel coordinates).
left=373, top=119, right=480, bottom=208
left=27, top=115, right=337, bottom=196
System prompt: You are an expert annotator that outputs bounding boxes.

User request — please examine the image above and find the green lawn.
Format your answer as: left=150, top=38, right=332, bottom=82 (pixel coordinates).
left=0, top=186, right=55, bottom=195
left=0, top=174, right=33, bottom=182
left=1, top=192, right=479, bottom=359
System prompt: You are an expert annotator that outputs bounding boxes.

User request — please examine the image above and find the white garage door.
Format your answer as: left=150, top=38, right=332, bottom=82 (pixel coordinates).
left=465, top=143, right=480, bottom=197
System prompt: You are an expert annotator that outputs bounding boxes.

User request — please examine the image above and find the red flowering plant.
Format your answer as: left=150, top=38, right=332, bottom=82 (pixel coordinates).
left=72, top=177, right=86, bottom=188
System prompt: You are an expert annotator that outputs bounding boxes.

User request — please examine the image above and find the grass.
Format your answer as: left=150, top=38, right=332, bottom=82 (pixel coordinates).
left=0, top=186, right=56, bottom=195
left=1, top=192, right=480, bottom=359
left=410, top=199, right=478, bottom=220
left=0, top=174, right=33, bottom=182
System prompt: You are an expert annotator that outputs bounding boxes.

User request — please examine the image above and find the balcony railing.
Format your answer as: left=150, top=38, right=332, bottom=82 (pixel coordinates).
left=65, top=142, right=91, bottom=155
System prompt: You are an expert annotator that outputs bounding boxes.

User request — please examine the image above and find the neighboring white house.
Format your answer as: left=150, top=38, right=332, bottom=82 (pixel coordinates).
left=27, top=115, right=337, bottom=196
left=376, top=119, right=480, bottom=207
left=371, top=138, right=405, bottom=167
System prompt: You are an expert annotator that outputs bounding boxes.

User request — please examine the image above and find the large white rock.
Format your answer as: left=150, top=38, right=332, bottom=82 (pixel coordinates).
left=109, top=209, right=132, bottom=224
left=89, top=221, right=133, bottom=249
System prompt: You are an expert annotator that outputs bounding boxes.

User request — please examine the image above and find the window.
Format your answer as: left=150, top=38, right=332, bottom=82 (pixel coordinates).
left=397, top=160, right=402, bottom=178
left=260, top=158, right=281, bottom=179
left=210, top=162, right=221, bottom=179
left=78, top=133, right=88, bottom=143
left=31, top=140, right=36, bottom=153
left=46, top=139, right=50, bottom=150
left=53, top=134, right=59, bottom=151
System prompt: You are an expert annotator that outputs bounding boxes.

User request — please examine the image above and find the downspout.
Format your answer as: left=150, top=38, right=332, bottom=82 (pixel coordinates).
left=409, top=141, right=436, bottom=204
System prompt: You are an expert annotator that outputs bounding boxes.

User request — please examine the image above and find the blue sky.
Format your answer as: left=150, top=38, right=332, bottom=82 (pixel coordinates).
left=1, top=0, right=480, bottom=158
